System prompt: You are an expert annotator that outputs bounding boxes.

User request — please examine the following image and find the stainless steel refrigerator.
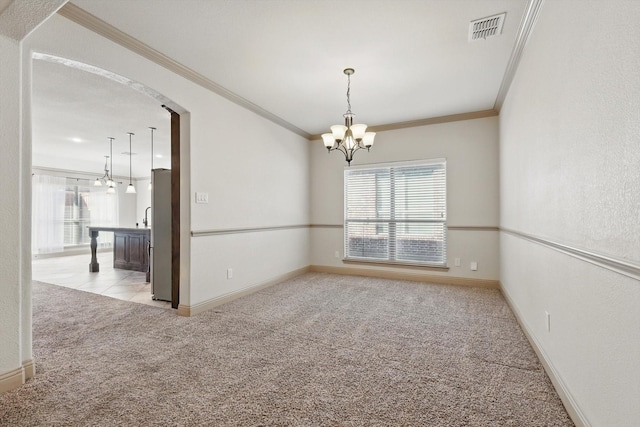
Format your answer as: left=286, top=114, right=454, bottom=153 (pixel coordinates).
left=151, top=168, right=172, bottom=301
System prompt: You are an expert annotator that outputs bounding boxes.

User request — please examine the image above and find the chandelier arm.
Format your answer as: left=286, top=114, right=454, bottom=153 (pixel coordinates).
left=349, top=144, right=367, bottom=161
left=334, top=144, right=352, bottom=163
left=336, top=144, right=359, bottom=166
left=327, top=141, right=362, bottom=165
left=333, top=144, right=347, bottom=156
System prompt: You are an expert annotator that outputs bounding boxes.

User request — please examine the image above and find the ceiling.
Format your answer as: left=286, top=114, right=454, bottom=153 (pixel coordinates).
left=32, top=0, right=530, bottom=178
left=32, top=58, right=172, bottom=179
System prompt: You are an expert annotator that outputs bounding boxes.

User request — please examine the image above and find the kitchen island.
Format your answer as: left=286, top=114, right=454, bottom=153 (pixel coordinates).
left=88, top=226, right=150, bottom=282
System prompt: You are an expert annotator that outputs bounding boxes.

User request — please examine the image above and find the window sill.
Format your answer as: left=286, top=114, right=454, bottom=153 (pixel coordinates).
left=343, top=258, right=449, bottom=272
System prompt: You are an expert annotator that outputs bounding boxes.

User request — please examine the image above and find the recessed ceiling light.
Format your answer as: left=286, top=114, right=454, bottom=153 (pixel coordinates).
left=155, top=154, right=163, bottom=158
left=71, top=137, right=82, bottom=143
left=121, top=151, right=137, bottom=155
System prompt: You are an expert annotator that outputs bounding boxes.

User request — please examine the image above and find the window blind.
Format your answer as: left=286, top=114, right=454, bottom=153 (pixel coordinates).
left=344, top=160, right=447, bottom=266
left=64, top=181, right=92, bottom=246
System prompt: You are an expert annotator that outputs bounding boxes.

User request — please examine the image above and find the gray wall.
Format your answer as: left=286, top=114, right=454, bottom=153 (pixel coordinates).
left=310, top=116, right=500, bottom=281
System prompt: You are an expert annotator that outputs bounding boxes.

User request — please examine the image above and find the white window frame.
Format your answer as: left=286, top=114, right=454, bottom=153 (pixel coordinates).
left=344, top=159, right=447, bottom=267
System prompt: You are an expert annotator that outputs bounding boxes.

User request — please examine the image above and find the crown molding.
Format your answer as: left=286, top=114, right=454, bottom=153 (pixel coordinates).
left=494, top=0, right=545, bottom=111
left=309, top=109, right=498, bottom=140
left=57, top=3, right=311, bottom=139
left=58, top=1, right=539, bottom=141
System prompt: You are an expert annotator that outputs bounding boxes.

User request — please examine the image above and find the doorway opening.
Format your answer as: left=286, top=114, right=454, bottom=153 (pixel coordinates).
left=31, top=53, right=183, bottom=309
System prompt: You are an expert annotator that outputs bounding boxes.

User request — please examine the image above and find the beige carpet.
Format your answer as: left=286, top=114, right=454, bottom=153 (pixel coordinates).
left=0, top=273, right=573, bottom=426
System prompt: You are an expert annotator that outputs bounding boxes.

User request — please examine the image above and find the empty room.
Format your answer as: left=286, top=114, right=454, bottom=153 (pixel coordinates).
left=1, top=1, right=638, bottom=426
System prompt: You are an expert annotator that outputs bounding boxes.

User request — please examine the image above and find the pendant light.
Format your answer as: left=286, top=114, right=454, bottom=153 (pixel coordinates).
left=126, top=132, right=136, bottom=194
left=148, top=127, right=155, bottom=191
left=106, top=137, right=116, bottom=194
left=321, top=68, right=375, bottom=165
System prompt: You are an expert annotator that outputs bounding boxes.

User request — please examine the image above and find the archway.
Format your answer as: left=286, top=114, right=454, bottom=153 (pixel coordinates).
left=31, top=53, right=183, bottom=308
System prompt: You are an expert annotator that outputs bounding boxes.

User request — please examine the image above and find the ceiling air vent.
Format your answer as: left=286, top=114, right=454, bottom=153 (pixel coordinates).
left=469, top=13, right=506, bottom=41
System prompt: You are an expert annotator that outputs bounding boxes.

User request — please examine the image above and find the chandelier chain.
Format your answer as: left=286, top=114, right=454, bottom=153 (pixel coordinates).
left=345, top=72, right=352, bottom=114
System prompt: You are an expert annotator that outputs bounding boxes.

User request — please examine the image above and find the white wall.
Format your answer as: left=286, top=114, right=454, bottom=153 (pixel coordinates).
left=24, top=14, right=310, bottom=309
left=499, top=1, right=640, bottom=425
left=118, top=187, right=137, bottom=228
left=0, top=0, right=68, bottom=393
left=0, top=29, right=24, bottom=392
left=310, top=116, right=500, bottom=281
left=189, top=107, right=310, bottom=305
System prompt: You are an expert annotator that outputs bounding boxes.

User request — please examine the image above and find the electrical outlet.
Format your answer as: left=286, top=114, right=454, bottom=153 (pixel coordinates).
left=470, top=261, right=478, bottom=271
left=227, top=268, right=233, bottom=279
left=334, top=251, right=340, bottom=259
left=454, top=258, right=461, bottom=267
left=545, top=311, right=551, bottom=332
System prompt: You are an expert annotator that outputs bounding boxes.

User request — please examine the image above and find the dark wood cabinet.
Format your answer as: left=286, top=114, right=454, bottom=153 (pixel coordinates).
left=88, top=227, right=150, bottom=282
left=114, top=230, right=149, bottom=272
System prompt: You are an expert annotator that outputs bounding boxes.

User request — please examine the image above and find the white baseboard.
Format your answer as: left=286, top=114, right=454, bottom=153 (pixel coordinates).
left=177, top=266, right=311, bottom=316
left=178, top=264, right=499, bottom=317
left=0, top=366, right=24, bottom=394
left=501, top=287, right=590, bottom=427
left=310, top=264, right=500, bottom=289
left=23, top=359, right=35, bottom=380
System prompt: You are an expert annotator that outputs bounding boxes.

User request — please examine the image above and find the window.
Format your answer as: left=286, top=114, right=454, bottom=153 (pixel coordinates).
left=32, top=174, right=119, bottom=254
left=63, top=178, right=119, bottom=248
left=64, top=181, right=92, bottom=246
left=344, top=159, right=447, bottom=267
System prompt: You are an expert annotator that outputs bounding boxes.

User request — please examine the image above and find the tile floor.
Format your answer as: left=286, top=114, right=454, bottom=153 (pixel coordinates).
left=32, top=251, right=171, bottom=309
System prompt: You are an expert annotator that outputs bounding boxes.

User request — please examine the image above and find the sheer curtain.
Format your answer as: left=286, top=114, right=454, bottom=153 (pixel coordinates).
left=32, top=174, right=66, bottom=254
left=89, top=183, right=119, bottom=248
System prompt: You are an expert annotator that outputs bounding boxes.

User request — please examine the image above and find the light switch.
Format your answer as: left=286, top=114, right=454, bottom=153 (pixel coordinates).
left=195, top=192, right=209, bottom=204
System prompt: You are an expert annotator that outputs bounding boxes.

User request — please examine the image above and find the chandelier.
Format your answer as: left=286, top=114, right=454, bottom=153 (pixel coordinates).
left=94, top=137, right=116, bottom=194
left=321, top=68, right=375, bottom=165
left=94, top=156, right=111, bottom=186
